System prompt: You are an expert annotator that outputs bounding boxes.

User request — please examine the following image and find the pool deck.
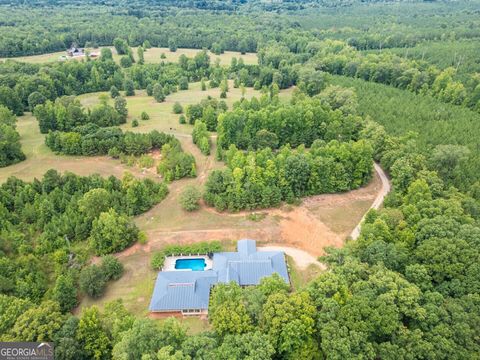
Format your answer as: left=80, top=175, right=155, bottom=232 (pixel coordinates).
left=163, top=255, right=213, bottom=271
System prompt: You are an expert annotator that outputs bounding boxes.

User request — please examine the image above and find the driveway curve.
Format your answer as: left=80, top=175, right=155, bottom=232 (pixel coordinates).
left=258, top=245, right=326, bottom=270
left=350, top=163, right=391, bottom=240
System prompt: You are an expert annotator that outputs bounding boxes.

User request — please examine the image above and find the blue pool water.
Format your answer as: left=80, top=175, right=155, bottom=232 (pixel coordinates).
left=175, top=258, right=206, bottom=271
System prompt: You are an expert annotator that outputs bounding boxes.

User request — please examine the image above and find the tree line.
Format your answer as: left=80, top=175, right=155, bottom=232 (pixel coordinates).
left=217, top=95, right=363, bottom=152
left=34, top=95, right=127, bottom=133
left=0, top=170, right=167, bottom=311
left=205, top=140, right=373, bottom=211
left=46, top=127, right=197, bottom=182
left=0, top=106, right=25, bottom=167
left=308, top=40, right=480, bottom=113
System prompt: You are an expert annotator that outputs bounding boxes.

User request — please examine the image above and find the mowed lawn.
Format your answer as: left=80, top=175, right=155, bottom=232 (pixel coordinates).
left=0, top=47, right=258, bottom=66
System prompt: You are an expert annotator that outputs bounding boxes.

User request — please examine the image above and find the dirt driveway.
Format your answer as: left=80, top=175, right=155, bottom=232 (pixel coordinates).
left=109, top=162, right=385, bottom=266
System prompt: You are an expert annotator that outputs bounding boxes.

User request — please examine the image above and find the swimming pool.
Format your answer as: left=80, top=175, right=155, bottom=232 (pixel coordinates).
left=175, top=258, right=207, bottom=271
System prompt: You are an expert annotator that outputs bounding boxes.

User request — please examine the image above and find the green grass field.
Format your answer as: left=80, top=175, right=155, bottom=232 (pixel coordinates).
left=130, top=47, right=258, bottom=66
left=0, top=81, right=263, bottom=183
left=79, top=80, right=262, bottom=135
left=0, top=46, right=258, bottom=66
left=0, top=113, right=151, bottom=183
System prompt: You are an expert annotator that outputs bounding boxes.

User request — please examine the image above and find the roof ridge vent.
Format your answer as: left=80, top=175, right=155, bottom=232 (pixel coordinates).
left=168, top=282, right=195, bottom=287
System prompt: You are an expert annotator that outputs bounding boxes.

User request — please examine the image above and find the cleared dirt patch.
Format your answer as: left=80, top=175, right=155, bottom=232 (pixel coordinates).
left=259, top=246, right=325, bottom=270
left=118, top=169, right=382, bottom=262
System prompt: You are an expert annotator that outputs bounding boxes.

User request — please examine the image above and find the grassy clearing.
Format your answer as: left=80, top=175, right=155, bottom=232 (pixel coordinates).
left=1, top=47, right=258, bottom=66
left=130, top=47, right=257, bottom=66
left=0, top=82, right=265, bottom=183
left=0, top=50, right=70, bottom=64
left=78, top=251, right=156, bottom=316
left=78, top=82, right=267, bottom=234
left=0, top=113, right=151, bottom=183
left=315, top=199, right=373, bottom=234
left=307, top=170, right=382, bottom=237
left=79, top=80, right=263, bottom=135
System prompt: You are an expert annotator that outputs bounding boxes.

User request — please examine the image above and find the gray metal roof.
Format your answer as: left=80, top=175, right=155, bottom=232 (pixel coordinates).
left=149, top=240, right=290, bottom=312
left=149, top=271, right=217, bottom=311
left=213, top=245, right=290, bottom=286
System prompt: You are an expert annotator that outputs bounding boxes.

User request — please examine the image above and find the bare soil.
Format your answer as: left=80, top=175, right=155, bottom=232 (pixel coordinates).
left=113, top=169, right=381, bottom=261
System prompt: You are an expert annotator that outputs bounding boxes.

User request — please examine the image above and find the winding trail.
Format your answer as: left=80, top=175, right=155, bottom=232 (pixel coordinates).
left=350, top=163, right=391, bottom=240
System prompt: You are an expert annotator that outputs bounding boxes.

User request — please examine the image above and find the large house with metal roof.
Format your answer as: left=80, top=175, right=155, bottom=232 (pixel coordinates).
left=149, top=239, right=290, bottom=316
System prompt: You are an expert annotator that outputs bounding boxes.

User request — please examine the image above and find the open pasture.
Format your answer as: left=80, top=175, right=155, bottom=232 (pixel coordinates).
left=0, top=47, right=258, bottom=66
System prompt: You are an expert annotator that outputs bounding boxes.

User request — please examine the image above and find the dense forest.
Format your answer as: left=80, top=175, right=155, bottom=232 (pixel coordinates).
left=0, top=0, right=479, bottom=359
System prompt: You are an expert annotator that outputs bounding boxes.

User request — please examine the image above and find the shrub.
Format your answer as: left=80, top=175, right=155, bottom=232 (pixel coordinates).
left=120, top=154, right=137, bottom=167
left=138, top=155, right=154, bottom=168
left=180, top=186, right=201, bottom=211
left=108, top=147, right=121, bottom=159
left=160, top=53, right=166, bottom=59
left=138, top=231, right=148, bottom=245
left=132, top=119, right=139, bottom=127
left=172, top=102, right=183, bottom=114
left=179, top=115, right=186, bottom=124
left=246, top=213, right=267, bottom=222
left=164, top=241, right=222, bottom=256
left=141, top=111, right=150, bottom=120
left=124, top=79, right=135, bottom=96
left=146, top=83, right=153, bottom=96
left=151, top=252, right=165, bottom=270
left=150, top=241, right=223, bottom=270
left=156, top=143, right=197, bottom=181
left=163, top=85, right=171, bottom=96
left=168, top=39, right=177, bottom=52
left=120, top=56, right=133, bottom=68
left=110, top=86, right=120, bottom=98
left=178, top=77, right=189, bottom=90
left=153, top=84, right=165, bottom=102
left=192, top=120, right=211, bottom=155
left=198, top=137, right=211, bottom=155
left=100, top=255, right=124, bottom=281
left=79, top=264, right=106, bottom=298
